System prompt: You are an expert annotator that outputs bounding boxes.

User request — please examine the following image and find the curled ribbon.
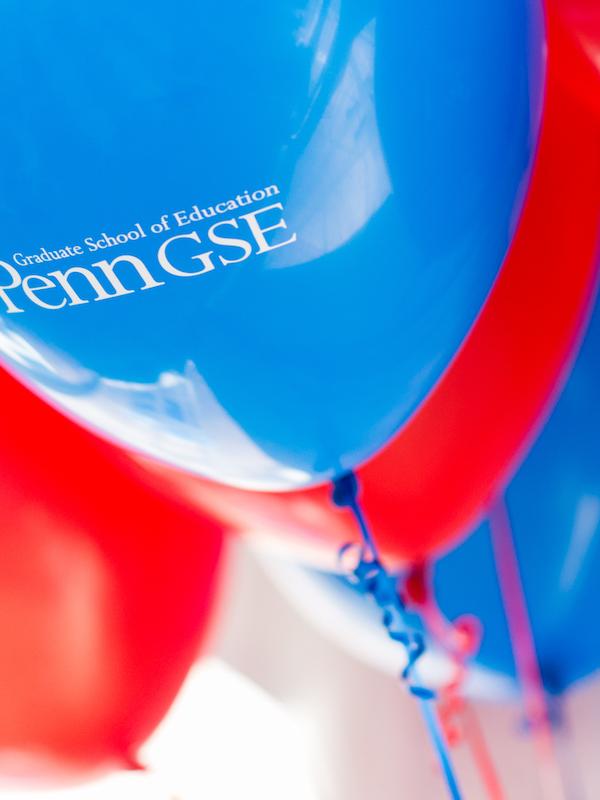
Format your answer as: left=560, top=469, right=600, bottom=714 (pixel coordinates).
left=338, top=543, right=435, bottom=699
left=333, top=473, right=435, bottom=700
left=332, top=471, right=463, bottom=799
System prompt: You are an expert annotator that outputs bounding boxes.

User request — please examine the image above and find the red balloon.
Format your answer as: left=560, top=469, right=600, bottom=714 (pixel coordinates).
left=143, top=6, right=600, bottom=568
left=0, top=368, right=224, bottom=784
left=552, top=0, right=600, bottom=118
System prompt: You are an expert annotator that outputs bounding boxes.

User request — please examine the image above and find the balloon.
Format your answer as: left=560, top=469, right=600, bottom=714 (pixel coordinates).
left=0, top=0, right=543, bottom=490
left=140, top=6, right=600, bottom=567
left=0, top=368, right=224, bottom=784
left=435, top=292, right=600, bottom=694
left=261, top=290, right=600, bottom=695
left=551, top=0, right=600, bottom=120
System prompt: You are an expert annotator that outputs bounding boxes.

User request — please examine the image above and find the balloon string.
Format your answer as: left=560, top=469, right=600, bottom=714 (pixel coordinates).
left=549, top=699, right=586, bottom=800
left=332, top=472, right=463, bottom=800
left=404, top=563, right=505, bottom=800
left=488, top=495, right=566, bottom=800
left=461, top=705, right=506, bottom=800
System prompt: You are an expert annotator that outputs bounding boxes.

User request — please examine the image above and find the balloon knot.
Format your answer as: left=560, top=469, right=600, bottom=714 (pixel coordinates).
left=404, top=561, right=431, bottom=607
left=332, top=472, right=359, bottom=508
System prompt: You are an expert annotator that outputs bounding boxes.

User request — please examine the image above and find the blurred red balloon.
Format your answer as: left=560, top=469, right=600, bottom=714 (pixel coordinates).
left=0, top=368, right=224, bottom=784
left=143, top=5, right=600, bottom=568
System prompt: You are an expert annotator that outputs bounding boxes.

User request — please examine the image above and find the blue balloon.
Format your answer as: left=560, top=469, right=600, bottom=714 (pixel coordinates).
left=435, top=294, right=600, bottom=693
left=281, top=297, right=600, bottom=696
left=0, top=1, right=544, bottom=489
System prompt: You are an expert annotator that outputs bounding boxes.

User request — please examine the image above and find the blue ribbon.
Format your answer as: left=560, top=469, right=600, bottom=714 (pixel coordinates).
left=333, top=471, right=463, bottom=800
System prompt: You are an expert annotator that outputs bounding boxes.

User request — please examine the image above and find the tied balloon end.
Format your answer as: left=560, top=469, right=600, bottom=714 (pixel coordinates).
left=121, top=753, right=146, bottom=773
left=331, top=472, right=378, bottom=558
left=403, top=561, right=432, bottom=608
left=452, top=616, right=482, bottom=660
left=331, top=471, right=360, bottom=509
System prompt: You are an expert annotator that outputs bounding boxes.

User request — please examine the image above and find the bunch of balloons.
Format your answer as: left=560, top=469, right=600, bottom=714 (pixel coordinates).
left=142, top=0, right=600, bottom=570
left=0, top=0, right=599, bottom=793
left=0, top=0, right=543, bottom=493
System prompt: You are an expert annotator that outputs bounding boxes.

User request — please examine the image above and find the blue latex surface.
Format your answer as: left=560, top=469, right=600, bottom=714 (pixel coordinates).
left=436, top=295, right=600, bottom=693
left=0, top=0, right=544, bottom=488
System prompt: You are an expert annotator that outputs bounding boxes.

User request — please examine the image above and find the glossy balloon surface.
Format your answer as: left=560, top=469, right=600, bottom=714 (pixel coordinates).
left=0, top=0, right=543, bottom=489
left=142, top=8, right=599, bottom=566
left=0, top=369, right=223, bottom=783
left=436, top=295, right=600, bottom=692
left=282, top=297, right=600, bottom=694
left=549, top=0, right=600, bottom=126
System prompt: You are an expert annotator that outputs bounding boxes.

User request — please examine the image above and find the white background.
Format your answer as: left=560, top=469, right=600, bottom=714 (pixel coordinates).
left=3, top=539, right=599, bottom=800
